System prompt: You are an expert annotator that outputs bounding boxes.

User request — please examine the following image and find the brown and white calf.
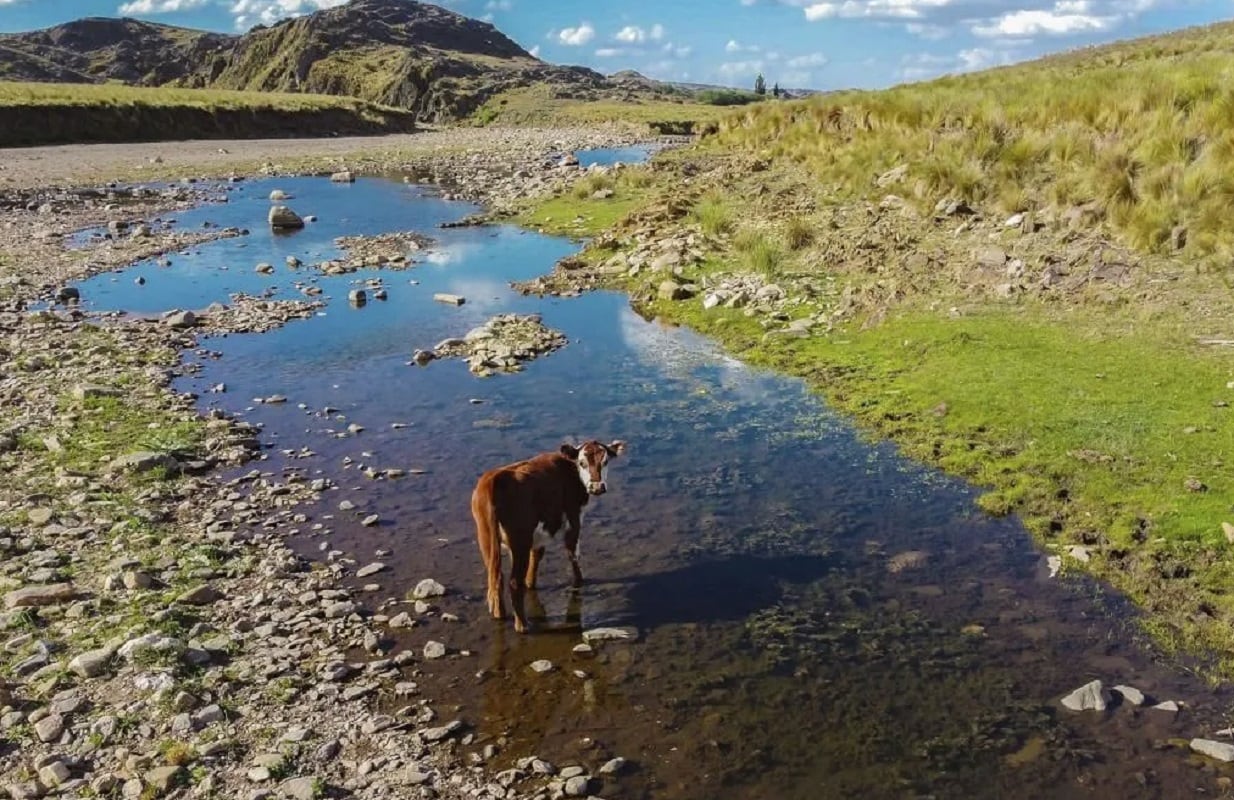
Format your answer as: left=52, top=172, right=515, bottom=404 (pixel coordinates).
left=471, top=440, right=624, bottom=633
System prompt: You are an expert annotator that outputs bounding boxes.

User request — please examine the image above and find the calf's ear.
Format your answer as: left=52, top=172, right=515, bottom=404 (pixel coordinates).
left=560, top=443, right=580, bottom=460
left=605, top=440, right=626, bottom=458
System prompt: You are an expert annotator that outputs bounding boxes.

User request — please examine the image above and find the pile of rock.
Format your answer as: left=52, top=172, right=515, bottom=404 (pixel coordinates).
left=417, top=314, right=567, bottom=377
left=334, top=231, right=432, bottom=270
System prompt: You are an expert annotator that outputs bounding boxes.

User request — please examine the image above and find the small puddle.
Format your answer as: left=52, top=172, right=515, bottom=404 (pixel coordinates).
left=69, top=169, right=1233, bottom=799
left=574, top=146, right=655, bottom=169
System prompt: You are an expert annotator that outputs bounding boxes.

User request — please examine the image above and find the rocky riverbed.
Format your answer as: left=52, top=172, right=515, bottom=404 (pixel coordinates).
left=0, top=127, right=662, bottom=800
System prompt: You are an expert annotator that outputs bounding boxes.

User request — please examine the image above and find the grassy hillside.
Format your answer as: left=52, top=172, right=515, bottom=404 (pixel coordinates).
left=0, top=82, right=416, bottom=146
left=472, top=84, right=733, bottom=134
left=710, top=19, right=1234, bottom=263
left=521, top=20, right=1234, bottom=674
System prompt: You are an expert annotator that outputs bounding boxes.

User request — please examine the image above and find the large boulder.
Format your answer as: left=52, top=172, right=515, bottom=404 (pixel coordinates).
left=268, top=205, right=305, bottom=230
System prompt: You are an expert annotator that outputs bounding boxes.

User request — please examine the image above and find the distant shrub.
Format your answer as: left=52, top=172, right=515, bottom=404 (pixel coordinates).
left=697, top=89, right=762, bottom=107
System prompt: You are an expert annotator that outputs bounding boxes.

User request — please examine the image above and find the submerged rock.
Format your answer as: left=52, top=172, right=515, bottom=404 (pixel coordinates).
left=1060, top=680, right=1111, bottom=712
left=1191, top=739, right=1234, bottom=762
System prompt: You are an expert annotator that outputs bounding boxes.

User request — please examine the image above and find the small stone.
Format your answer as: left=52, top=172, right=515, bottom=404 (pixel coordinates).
left=324, top=601, right=357, bottom=619
left=582, top=626, right=637, bottom=643
left=412, top=579, right=445, bottom=599
left=1113, top=685, right=1145, bottom=706
left=256, top=263, right=275, bottom=274
left=144, top=766, right=182, bottom=795
left=1192, top=739, right=1234, bottom=762
left=1060, top=680, right=1110, bottom=712
left=356, top=563, right=385, bottom=578
left=564, top=775, right=591, bottom=796
left=361, top=514, right=380, bottom=527
left=177, top=585, right=221, bottom=605
left=1222, top=522, right=1234, bottom=544
left=348, top=289, right=367, bottom=305
left=599, top=757, right=626, bottom=775
left=423, top=641, right=446, bottom=659
left=69, top=648, right=113, bottom=678
left=421, top=720, right=463, bottom=742
left=38, top=761, right=71, bottom=787
left=529, top=660, right=554, bottom=673
left=281, top=776, right=322, bottom=800
left=34, top=713, right=65, bottom=743
left=1184, top=477, right=1207, bottom=493
left=1152, top=700, right=1180, bottom=713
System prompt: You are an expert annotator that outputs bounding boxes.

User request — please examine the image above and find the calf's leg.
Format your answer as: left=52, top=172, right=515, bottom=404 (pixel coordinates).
left=508, top=545, right=532, bottom=633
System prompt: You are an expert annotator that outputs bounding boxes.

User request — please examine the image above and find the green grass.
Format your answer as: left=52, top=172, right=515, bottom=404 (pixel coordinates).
left=692, top=194, right=735, bottom=236
left=471, top=85, right=727, bottom=131
left=517, top=168, right=654, bottom=237
left=0, top=81, right=403, bottom=115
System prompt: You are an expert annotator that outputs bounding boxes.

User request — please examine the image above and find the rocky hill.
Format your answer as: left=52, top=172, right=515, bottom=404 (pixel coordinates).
left=0, top=0, right=673, bottom=122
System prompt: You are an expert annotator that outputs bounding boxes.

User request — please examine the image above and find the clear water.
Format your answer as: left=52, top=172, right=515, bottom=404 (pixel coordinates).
left=575, top=146, right=654, bottom=169
left=70, top=175, right=1230, bottom=800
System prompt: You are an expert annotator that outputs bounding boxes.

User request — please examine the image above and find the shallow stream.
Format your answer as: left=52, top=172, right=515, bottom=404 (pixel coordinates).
left=68, top=157, right=1233, bottom=799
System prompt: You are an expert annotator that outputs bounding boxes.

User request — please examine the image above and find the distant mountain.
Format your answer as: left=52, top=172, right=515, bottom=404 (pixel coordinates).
left=0, top=0, right=676, bottom=121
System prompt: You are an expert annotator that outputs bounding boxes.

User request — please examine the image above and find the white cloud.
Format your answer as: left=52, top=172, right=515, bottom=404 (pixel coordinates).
left=726, top=39, right=760, bottom=53
left=118, top=0, right=207, bottom=12
left=595, top=47, right=625, bottom=57
left=558, top=22, right=596, bottom=46
left=616, top=25, right=646, bottom=42
left=529, top=45, right=541, bottom=58
left=786, top=52, right=828, bottom=67
left=615, top=24, right=664, bottom=43
left=664, top=42, right=692, bottom=58
left=906, top=22, right=949, bottom=39
left=972, top=9, right=1115, bottom=36
left=230, top=0, right=347, bottom=29
left=780, top=70, right=813, bottom=87
left=484, top=0, right=512, bottom=10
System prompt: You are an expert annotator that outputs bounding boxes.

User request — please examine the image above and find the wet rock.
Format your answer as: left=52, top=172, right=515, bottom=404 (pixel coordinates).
left=348, top=289, right=367, bottom=306
left=599, top=757, right=627, bottom=775
left=269, top=205, right=305, bottom=230
left=887, top=551, right=928, bottom=573
left=360, top=514, right=380, bottom=527
left=1152, top=700, right=1180, bottom=714
left=6, top=582, right=76, bottom=608
left=433, top=293, right=466, bottom=306
left=424, top=641, right=446, bottom=659
left=1061, top=680, right=1111, bottom=712
left=330, top=171, right=356, bottom=183
left=1113, top=685, right=1146, bottom=706
left=412, top=349, right=436, bottom=366
left=412, top=579, right=446, bottom=599
left=582, top=627, right=637, bottom=643
left=1192, top=739, right=1234, bottom=762
left=421, top=720, right=463, bottom=742
left=356, top=563, right=385, bottom=578
left=55, top=286, right=80, bottom=305
left=564, top=775, right=592, bottom=796
left=269, top=190, right=290, bottom=201
left=530, top=659, right=554, bottom=673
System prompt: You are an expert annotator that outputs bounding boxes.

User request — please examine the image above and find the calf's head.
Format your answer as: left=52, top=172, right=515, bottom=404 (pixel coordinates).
left=561, top=440, right=625, bottom=495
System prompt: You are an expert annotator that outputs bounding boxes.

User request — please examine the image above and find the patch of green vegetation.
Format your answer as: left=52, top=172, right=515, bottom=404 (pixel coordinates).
left=471, top=85, right=728, bottom=131
left=696, top=88, right=764, bottom=107
left=734, top=228, right=786, bottom=276
left=517, top=168, right=654, bottom=237
left=692, top=193, right=735, bottom=237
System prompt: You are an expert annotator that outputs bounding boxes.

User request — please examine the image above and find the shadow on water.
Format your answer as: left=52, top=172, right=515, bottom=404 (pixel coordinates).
left=68, top=170, right=1234, bottom=800
left=609, top=554, right=844, bottom=628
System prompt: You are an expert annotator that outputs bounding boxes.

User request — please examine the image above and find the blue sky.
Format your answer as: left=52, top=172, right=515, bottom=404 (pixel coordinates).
left=0, top=0, right=1228, bottom=90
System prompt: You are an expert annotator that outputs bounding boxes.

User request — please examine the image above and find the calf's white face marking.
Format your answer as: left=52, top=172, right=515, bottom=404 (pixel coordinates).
left=575, top=444, right=610, bottom=495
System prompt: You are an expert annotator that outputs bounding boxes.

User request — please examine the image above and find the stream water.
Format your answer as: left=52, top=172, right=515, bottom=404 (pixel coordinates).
left=69, top=160, right=1234, bottom=799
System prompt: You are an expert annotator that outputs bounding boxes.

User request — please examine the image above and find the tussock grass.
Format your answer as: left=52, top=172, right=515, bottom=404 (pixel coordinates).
left=0, top=81, right=398, bottom=115
left=784, top=216, right=815, bottom=250
left=572, top=172, right=616, bottom=200
left=734, top=228, right=785, bottom=275
left=693, top=194, right=735, bottom=236
left=709, top=26, right=1234, bottom=260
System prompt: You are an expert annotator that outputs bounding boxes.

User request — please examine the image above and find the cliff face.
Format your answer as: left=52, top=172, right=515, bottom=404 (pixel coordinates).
left=0, top=0, right=638, bottom=122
